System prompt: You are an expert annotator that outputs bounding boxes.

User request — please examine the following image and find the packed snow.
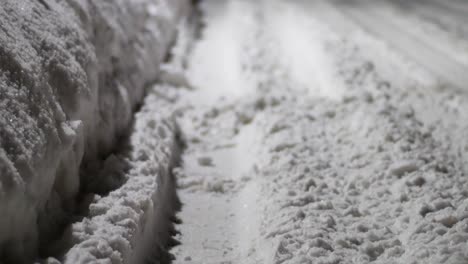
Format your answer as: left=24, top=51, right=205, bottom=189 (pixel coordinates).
left=62, top=85, right=182, bottom=264
left=2, top=0, right=468, bottom=263
left=0, top=0, right=189, bottom=262
left=168, top=0, right=468, bottom=263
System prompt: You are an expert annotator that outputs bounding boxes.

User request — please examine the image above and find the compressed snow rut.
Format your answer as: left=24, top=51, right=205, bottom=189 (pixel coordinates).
left=167, top=0, right=468, bottom=263
left=170, top=1, right=265, bottom=262
left=330, top=0, right=468, bottom=91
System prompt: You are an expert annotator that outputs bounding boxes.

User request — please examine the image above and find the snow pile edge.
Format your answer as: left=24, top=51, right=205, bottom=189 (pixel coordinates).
left=0, top=0, right=189, bottom=262
left=63, top=86, right=181, bottom=264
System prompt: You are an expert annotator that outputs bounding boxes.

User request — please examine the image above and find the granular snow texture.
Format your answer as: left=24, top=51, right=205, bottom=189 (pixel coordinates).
left=0, top=0, right=188, bottom=262
left=63, top=85, right=182, bottom=264
left=245, top=13, right=468, bottom=263
left=254, top=79, right=468, bottom=264
left=170, top=0, right=468, bottom=263
left=250, top=14, right=468, bottom=263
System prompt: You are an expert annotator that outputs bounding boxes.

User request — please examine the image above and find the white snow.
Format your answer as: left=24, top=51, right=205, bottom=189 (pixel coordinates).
left=264, top=1, right=346, bottom=101
left=184, top=0, right=255, bottom=106
left=63, top=85, right=181, bottom=264
left=3, top=0, right=468, bottom=263
left=0, top=0, right=189, bottom=262
left=169, top=0, right=468, bottom=263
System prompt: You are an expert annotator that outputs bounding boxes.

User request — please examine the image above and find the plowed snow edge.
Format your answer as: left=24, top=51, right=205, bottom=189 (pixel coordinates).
left=62, top=86, right=184, bottom=264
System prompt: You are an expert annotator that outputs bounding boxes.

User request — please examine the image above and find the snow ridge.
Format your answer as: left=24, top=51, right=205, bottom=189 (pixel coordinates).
left=63, top=86, right=182, bottom=264
left=0, top=0, right=189, bottom=262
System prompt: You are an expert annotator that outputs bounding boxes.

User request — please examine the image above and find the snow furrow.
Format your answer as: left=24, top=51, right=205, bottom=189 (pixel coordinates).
left=169, top=1, right=266, bottom=262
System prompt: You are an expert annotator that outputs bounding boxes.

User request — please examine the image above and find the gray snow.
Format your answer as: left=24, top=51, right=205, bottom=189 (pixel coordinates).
left=2, top=0, right=468, bottom=263
left=0, top=0, right=189, bottom=262
left=169, top=0, right=468, bottom=263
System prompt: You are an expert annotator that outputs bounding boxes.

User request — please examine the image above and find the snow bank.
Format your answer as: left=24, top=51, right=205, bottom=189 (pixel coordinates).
left=63, top=85, right=182, bottom=264
left=0, top=0, right=189, bottom=262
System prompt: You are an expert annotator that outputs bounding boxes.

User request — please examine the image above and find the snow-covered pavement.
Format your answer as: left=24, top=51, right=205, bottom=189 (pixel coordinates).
left=168, top=0, right=468, bottom=263
left=2, top=0, right=468, bottom=263
left=335, top=0, right=468, bottom=91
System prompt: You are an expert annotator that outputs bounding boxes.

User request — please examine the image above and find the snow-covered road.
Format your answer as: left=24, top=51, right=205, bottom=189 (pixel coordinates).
left=2, top=0, right=468, bottom=263
left=166, top=0, right=468, bottom=263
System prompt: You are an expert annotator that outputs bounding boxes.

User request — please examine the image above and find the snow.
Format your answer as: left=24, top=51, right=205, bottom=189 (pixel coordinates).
left=184, top=0, right=255, bottom=106
left=3, top=0, right=468, bottom=263
left=254, top=86, right=468, bottom=263
left=63, top=85, right=181, bottom=264
left=0, top=0, right=189, bottom=262
left=169, top=0, right=468, bottom=263
left=386, top=0, right=468, bottom=66
left=265, top=1, right=345, bottom=101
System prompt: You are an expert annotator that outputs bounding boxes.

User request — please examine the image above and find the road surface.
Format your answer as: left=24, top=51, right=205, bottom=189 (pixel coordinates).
left=163, top=0, right=468, bottom=263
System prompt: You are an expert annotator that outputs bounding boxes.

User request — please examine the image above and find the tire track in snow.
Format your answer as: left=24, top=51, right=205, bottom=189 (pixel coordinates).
left=386, top=0, right=468, bottom=66
left=170, top=0, right=339, bottom=262
left=170, top=1, right=266, bottom=262
left=330, top=0, right=468, bottom=91
left=170, top=0, right=468, bottom=263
